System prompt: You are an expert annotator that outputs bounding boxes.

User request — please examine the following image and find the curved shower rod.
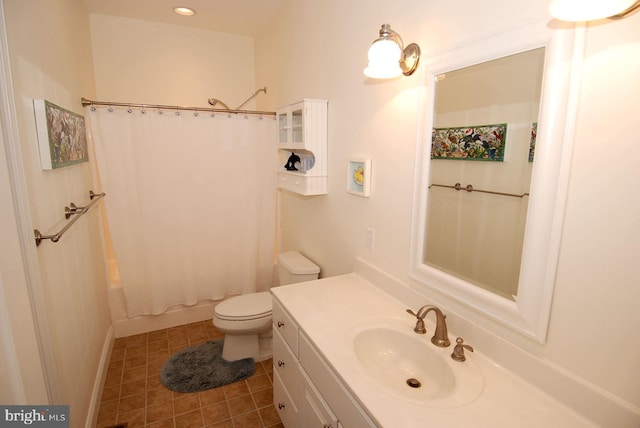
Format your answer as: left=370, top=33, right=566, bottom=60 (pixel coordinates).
left=81, top=97, right=275, bottom=117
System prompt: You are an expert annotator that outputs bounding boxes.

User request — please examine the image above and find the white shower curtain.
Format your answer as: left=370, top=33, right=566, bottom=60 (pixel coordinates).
left=87, top=106, right=277, bottom=317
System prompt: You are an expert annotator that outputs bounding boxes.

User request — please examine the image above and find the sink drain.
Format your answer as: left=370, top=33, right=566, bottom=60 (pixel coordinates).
left=406, top=378, right=421, bottom=388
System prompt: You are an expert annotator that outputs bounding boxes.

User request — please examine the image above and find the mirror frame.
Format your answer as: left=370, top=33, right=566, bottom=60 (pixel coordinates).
left=409, top=19, right=582, bottom=343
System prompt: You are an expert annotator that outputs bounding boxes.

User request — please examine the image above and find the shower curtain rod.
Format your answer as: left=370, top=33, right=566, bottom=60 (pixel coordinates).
left=81, top=97, right=276, bottom=116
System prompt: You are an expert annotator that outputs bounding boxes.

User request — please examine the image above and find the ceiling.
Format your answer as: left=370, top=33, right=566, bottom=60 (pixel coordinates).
left=81, top=0, right=287, bottom=36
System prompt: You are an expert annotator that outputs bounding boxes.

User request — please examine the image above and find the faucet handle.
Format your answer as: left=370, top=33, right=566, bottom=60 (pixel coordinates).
left=451, top=337, right=474, bottom=362
left=406, top=308, right=420, bottom=318
left=406, top=309, right=427, bottom=334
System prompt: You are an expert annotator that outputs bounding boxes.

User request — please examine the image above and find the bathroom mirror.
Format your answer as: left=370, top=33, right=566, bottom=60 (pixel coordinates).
left=410, top=20, right=581, bottom=343
left=426, top=47, right=545, bottom=301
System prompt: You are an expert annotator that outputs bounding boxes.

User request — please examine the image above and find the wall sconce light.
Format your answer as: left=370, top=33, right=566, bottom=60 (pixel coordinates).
left=364, top=24, right=421, bottom=79
left=548, top=0, right=640, bottom=21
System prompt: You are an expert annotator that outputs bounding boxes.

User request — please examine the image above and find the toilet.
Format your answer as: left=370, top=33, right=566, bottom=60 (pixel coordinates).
left=213, top=251, right=320, bottom=362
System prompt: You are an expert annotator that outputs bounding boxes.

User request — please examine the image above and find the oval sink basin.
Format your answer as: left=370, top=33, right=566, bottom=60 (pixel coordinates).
left=351, top=323, right=484, bottom=408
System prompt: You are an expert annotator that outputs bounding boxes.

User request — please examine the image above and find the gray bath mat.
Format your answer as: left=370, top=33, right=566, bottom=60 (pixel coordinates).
left=160, top=340, right=255, bottom=393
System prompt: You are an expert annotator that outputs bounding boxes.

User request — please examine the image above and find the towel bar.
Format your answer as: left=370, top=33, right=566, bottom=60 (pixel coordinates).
left=34, top=190, right=105, bottom=246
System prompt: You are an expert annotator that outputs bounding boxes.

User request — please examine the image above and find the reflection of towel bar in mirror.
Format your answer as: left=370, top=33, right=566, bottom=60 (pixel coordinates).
left=429, top=182, right=529, bottom=198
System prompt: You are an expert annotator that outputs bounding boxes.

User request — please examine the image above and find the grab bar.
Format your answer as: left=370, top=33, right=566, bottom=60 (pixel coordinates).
left=429, top=182, right=529, bottom=198
left=34, top=190, right=106, bottom=246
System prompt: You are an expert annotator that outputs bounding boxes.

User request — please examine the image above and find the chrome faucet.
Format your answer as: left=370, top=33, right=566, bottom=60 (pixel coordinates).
left=406, top=305, right=451, bottom=347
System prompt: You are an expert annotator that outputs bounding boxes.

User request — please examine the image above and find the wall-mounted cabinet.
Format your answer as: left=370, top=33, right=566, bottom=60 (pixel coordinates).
left=277, top=99, right=328, bottom=196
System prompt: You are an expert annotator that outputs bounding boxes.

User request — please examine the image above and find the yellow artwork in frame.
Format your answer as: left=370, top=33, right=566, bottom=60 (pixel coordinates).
left=347, top=158, right=371, bottom=197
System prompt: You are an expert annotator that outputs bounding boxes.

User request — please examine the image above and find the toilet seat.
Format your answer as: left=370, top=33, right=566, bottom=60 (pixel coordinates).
left=214, top=291, right=272, bottom=321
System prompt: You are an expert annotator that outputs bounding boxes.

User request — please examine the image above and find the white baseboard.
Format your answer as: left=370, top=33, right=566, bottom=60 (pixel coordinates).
left=112, top=301, right=218, bottom=338
left=85, top=325, right=114, bottom=428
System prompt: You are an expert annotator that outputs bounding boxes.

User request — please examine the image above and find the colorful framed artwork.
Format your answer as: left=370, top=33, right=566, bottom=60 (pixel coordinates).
left=33, top=99, right=88, bottom=170
left=529, top=122, right=537, bottom=162
left=431, top=123, right=507, bottom=161
left=347, top=158, right=371, bottom=197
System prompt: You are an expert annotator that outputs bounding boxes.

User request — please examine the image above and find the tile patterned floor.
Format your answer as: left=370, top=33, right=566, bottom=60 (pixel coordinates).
left=96, top=320, right=282, bottom=428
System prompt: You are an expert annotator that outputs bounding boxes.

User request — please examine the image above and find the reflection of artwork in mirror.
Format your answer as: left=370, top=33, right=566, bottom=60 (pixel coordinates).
left=432, top=124, right=507, bottom=161
left=529, top=122, right=537, bottom=162
left=424, top=48, right=545, bottom=301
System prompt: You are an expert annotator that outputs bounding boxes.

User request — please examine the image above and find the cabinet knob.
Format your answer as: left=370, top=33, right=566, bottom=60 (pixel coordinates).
left=277, top=321, right=285, bottom=328
left=277, top=360, right=285, bottom=367
left=278, top=403, right=285, bottom=410
left=323, top=425, right=333, bottom=428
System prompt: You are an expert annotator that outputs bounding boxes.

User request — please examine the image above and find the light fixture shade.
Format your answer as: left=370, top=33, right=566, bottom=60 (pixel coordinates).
left=173, top=7, right=196, bottom=16
left=548, top=0, right=637, bottom=20
left=364, top=38, right=403, bottom=79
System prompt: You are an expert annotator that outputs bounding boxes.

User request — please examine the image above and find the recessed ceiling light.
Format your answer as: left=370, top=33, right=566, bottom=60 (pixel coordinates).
left=173, top=7, right=196, bottom=16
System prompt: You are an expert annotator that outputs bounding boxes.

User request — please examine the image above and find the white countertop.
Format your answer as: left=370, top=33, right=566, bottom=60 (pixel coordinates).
left=271, top=273, right=597, bottom=428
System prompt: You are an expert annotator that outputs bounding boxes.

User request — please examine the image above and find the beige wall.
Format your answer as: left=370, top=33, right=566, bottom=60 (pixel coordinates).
left=548, top=15, right=640, bottom=407
left=89, top=14, right=256, bottom=108
left=2, top=0, right=638, bottom=422
left=0, top=112, right=48, bottom=404
left=256, top=0, right=640, bottom=413
left=3, top=0, right=111, bottom=423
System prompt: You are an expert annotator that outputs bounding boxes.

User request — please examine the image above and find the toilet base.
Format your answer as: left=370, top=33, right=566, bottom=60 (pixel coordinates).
left=221, top=330, right=272, bottom=362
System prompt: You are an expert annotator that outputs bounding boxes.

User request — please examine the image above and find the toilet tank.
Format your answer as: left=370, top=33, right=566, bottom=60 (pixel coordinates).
left=277, top=251, right=320, bottom=285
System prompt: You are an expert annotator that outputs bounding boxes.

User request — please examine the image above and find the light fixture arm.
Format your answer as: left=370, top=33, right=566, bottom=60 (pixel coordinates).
left=377, top=24, right=404, bottom=50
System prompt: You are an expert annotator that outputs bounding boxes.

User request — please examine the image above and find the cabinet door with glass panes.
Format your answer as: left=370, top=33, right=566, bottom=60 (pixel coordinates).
left=277, top=102, right=304, bottom=149
left=277, top=99, right=327, bottom=151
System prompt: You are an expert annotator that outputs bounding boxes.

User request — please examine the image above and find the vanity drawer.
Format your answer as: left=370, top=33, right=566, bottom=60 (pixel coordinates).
left=273, top=370, right=299, bottom=428
left=273, top=297, right=299, bottom=355
left=299, top=333, right=377, bottom=428
left=300, top=367, right=339, bottom=428
left=273, top=328, right=300, bottom=407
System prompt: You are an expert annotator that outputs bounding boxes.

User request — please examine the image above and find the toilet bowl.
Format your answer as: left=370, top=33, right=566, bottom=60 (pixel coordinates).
left=213, top=251, right=320, bottom=362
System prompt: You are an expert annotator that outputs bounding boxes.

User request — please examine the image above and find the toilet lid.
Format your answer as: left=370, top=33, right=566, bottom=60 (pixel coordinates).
left=215, top=291, right=272, bottom=321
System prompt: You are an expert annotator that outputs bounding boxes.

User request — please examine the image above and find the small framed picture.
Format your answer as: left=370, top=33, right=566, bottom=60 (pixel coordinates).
left=347, top=158, right=371, bottom=197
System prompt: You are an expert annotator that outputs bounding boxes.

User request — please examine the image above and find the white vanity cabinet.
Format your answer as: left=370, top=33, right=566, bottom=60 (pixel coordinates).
left=272, top=297, right=376, bottom=428
left=300, top=369, right=340, bottom=428
left=276, top=99, right=328, bottom=196
left=299, top=333, right=375, bottom=428
left=273, top=298, right=301, bottom=427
